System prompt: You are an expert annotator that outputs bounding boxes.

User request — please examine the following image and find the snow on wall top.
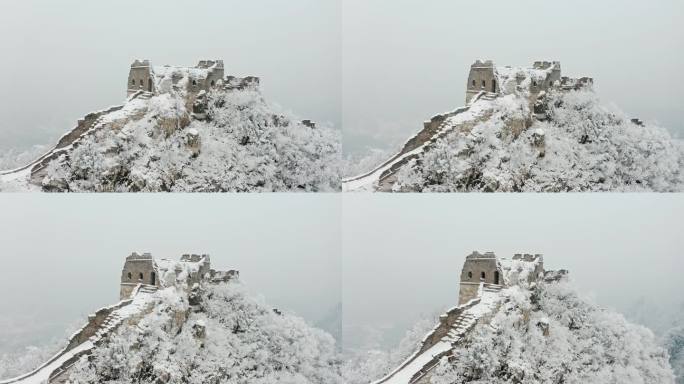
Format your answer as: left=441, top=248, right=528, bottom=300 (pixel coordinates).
left=465, top=250, right=497, bottom=259
left=494, top=62, right=558, bottom=90
left=500, top=253, right=545, bottom=287
left=154, top=254, right=209, bottom=288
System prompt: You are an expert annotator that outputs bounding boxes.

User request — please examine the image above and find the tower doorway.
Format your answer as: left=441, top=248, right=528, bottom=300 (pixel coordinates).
left=150, top=271, right=156, bottom=285
left=491, top=79, right=496, bottom=92
left=148, top=78, right=152, bottom=92
left=494, top=271, right=500, bottom=284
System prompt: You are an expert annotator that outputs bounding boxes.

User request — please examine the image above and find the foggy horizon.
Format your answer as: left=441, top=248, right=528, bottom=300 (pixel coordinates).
left=342, top=194, right=684, bottom=351
left=0, top=194, right=342, bottom=354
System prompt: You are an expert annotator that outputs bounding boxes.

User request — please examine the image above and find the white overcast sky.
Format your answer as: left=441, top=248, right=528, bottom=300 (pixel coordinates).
left=0, top=195, right=341, bottom=354
left=342, top=194, right=684, bottom=350
left=0, top=0, right=341, bottom=153
left=343, top=0, right=684, bottom=154
left=0, top=0, right=680, bottom=157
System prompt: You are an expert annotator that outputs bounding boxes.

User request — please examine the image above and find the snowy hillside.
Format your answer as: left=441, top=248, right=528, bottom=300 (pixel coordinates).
left=427, top=281, right=674, bottom=383
left=64, top=282, right=343, bottom=384
left=348, top=271, right=675, bottom=384
left=345, top=88, right=683, bottom=192
left=0, top=86, right=340, bottom=192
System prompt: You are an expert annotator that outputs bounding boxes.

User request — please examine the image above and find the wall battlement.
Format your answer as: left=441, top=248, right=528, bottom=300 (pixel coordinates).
left=465, top=60, right=592, bottom=104
left=119, top=252, right=238, bottom=300
left=126, top=59, right=258, bottom=97
left=458, top=251, right=545, bottom=305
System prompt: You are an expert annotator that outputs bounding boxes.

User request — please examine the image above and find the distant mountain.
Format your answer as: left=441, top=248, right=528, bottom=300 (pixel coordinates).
left=316, top=301, right=342, bottom=347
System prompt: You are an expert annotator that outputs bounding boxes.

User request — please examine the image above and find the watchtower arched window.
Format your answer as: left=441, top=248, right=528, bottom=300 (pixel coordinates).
left=532, top=80, right=537, bottom=86
left=480, top=271, right=486, bottom=280
left=139, top=79, right=144, bottom=86
left=471, top=79, right=475, bottom=88
left=491, top=79, right=496, bottom=92
left=148, top=78, right=152, bottom=92
left=131, top=79, right=135, bottom=85
left=127, top=272, right=132, bottom=280
left=139, top=272, right=144, bottom=280
left=211, top=80, right=216, bottom=87
left=481, top=80, right=486, bottom=88
left=192, top=80, right=197, bottom=86
left=150, top=271, right=156, bottom=285
left=467, top=271, right=472, bottom=279
left=494, top=271, right=500, bottom=284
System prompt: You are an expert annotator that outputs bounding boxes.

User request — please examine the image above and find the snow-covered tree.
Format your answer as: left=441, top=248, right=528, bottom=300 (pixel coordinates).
left=394, top=90, right=683, bottom=192
left=664, top=326, right=684, bottom=384
left=428, top=281, right=675, bottom=384
left=37, top=87, right=340, bottom=192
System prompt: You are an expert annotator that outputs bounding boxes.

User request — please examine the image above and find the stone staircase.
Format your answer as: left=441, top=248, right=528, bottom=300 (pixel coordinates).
left=92, top=285, right=156, bottom=342
left=408, top=285, right=504, bottom=384
left=444, top=312, right=477, bottom=342
left=483, top=284, right=502, bottom=293
left=28, top=105, right=123, bottom=184
left=135, top=91, right=154, bottom=100
left=138, top=285, right=158, bottom=294
left=479, top=92, right=498, bottom=101
left=375, top=91, right=500, bottom=189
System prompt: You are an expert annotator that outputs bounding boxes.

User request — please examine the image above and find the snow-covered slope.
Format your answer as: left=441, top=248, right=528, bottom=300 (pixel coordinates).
left=0, top=86, right=340, bottom=192
left=344, top=87, right=683, bottom=192
left=64, top=282, right=343, bottom=384
left=0, top=285, right=156, bottom=384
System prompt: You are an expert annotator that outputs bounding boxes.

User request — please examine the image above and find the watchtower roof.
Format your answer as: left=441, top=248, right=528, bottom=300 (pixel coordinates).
left=471, top=59, right=495, bottom=68
left=465, top=250, right=497, bottom=259
left=126, top=251, right=153, bottom=260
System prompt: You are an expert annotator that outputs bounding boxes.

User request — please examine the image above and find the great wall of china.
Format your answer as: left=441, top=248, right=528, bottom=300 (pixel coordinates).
left=373, top=251, right=565, bottom=384
left=343, top=60, right=596, bottom=192
left=0, top=59, right=261, bottom=188
left=0, top=253, right=238, bottom=384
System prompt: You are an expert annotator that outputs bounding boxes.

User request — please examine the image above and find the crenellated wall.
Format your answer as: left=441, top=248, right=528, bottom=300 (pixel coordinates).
left=126, top=59, right=254, bottom=97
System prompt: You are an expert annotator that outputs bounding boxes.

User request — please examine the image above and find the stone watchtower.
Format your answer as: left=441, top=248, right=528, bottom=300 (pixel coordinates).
left=127, top=60, right=154, bottom=96
left=119, top=252, right=158, bottom=299
left=465, top=60, right=498, bottom=104
left=458, top=251, right=504, bottom=305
